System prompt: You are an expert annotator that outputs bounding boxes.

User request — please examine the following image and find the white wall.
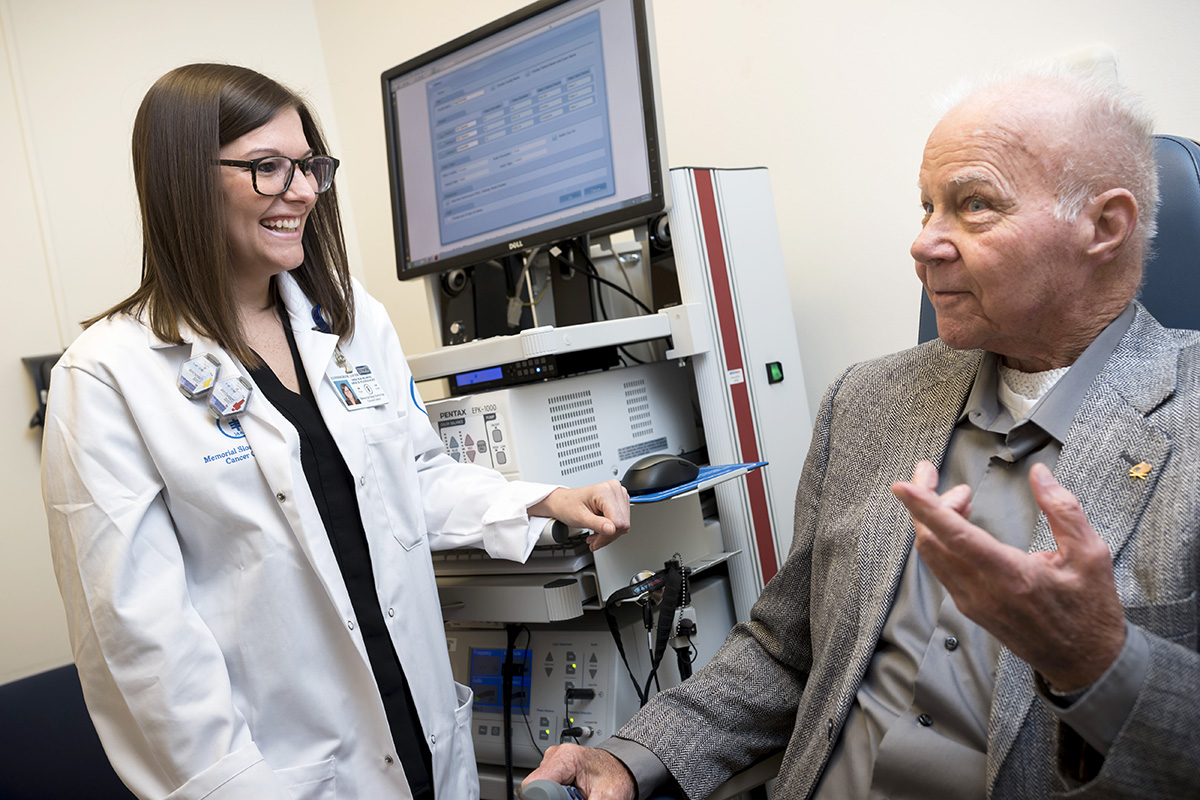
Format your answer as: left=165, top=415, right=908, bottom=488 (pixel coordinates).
left=4, top=0, right=1200, bottom=683
left=0, top=0, right=359, bottom=683
left=313, top=0, right=1200, bottom=414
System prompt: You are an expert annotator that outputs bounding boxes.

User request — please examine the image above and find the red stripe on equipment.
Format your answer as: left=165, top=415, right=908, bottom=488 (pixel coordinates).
left=692, top=169, right=778, bottom=582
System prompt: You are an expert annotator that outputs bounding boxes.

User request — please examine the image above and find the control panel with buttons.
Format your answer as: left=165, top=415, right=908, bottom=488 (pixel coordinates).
left=444, top=573, right=736, bottom=770
left=426, top=359, right=699, bottom=487
left=445, top=625, right=637, bottom=769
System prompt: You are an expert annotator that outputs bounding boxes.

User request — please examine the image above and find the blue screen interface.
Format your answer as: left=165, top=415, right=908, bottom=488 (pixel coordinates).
left=426, top=11, right=615, bottom=248
left=455, top=366, right=505, bottom=386
left=470, top=647, right=532, bottom=713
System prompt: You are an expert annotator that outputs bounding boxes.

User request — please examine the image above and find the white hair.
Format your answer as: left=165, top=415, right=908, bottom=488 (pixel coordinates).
left=936, top=62, right=1159, bottom=254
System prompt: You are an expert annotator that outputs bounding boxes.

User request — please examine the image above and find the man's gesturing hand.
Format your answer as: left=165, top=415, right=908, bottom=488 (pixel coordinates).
left=891, top=461, right=1126, bottom=692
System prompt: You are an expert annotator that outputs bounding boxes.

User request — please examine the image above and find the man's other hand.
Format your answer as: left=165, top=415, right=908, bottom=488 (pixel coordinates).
left=522, top=743, right=637, bottom=800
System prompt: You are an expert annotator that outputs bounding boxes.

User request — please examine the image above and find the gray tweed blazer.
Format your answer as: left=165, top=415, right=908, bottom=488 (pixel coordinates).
left=616, top=304, right=1200, bottom=799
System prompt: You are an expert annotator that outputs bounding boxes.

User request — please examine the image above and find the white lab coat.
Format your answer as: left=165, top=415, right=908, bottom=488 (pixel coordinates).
left=42, top=273, right=556, bottom=800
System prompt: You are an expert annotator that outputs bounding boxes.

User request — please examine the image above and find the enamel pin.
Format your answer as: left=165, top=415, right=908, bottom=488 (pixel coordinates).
left=1128, top=462, right=1153, bottom=480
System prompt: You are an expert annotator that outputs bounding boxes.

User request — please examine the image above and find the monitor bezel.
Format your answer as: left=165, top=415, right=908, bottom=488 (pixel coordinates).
left=381, top=0, right=669, bottom=281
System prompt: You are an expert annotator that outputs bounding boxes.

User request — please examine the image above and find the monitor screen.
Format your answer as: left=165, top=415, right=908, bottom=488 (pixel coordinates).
left=382, top=0, right=669, bottom=280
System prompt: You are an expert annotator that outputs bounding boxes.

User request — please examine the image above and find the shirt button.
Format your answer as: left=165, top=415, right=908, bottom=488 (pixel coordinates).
left=918, top=713, right=933, bottom=727
left=388, top=608, right=395, bottom=617
left=384, top=755, right=394, bottom=765
left=360, top=476, right=366, bottom=486
left=944, top=636, right=959, bottom=651
left=347, top=620, right=355, bottom=630
left=276, top=492, right=286, bottom=502
left=430, top=734, right=437, bottom=745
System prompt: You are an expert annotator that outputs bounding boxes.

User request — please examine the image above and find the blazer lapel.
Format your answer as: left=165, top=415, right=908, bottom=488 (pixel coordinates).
left=986, top=305, right=1179, bottom=790
left=851, top=346, right=982, bottom=661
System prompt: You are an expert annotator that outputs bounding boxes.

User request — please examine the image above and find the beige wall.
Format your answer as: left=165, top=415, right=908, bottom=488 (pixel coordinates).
left=0, top=0, right=357, bottom=683
left=4, top=0, right=1200, bottom=683
left=314, top=0, right=1200, bottom=409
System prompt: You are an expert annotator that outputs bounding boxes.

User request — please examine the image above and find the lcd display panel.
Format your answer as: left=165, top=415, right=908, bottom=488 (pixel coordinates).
left=382, top=0, right=668, bottom=279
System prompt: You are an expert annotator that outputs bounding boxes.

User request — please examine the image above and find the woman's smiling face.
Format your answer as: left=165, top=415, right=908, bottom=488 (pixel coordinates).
left=218, top=108, right=317, bottom=291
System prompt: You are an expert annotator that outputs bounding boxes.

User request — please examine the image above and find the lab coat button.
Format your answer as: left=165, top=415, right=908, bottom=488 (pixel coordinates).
left=348, top=620, right=355, bottom=630
left=276, top=492, right=286, bottom=502
left=918, top=713, right=933, bottom=727
left=429, top=734, right=437, bottom=745
left=360, top=476, right=366, bottom=486
left=384, top=755, right=394, bottom=765
left=388, top=608, right=395, bottom=617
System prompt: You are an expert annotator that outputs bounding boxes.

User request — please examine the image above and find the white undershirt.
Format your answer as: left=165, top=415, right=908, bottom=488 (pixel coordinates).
left=997, top=363, right=1069, bottom=421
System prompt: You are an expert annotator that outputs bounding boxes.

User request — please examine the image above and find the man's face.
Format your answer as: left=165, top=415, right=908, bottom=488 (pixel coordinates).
left=911, top=99, right=1091, bottom=370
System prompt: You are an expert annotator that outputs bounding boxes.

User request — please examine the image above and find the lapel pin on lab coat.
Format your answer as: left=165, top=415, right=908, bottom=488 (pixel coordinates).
left=178, top=353, right=220, bottom=399
left=208, top=377, right=253, bottom=420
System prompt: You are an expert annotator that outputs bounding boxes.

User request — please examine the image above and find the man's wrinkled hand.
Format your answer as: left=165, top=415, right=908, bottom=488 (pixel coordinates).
left=891, top=461, right=1126, bottom=691
left=522, top=743, right=637, bottom=800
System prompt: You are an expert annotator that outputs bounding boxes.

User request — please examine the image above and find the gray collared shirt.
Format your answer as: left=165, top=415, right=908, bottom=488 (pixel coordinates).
left=813, top=303, right=1146, bottom=800
left=604, top=304, right=1149, bottom=800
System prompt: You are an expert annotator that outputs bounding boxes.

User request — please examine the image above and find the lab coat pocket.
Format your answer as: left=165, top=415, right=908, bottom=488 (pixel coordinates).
left=278, top=757, right=337, bottom=800
left=453, top=680, right=475, bottom=726
left=364, top=415, right=428, bottom=550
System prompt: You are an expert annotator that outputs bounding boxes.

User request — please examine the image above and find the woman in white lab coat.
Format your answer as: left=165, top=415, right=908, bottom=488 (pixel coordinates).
left=41, top=63, right=629, bottom=800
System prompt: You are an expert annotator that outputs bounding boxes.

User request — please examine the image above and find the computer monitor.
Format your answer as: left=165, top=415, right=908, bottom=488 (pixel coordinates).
left=382, top=0, right=670, bottom=280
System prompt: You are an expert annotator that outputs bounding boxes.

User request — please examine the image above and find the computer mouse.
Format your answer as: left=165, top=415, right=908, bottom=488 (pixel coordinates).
left=620, top=453, right=700, bottom=496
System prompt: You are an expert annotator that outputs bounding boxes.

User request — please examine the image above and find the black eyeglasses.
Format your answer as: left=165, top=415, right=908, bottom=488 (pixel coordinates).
left=217, top=155, right=340, bottom=196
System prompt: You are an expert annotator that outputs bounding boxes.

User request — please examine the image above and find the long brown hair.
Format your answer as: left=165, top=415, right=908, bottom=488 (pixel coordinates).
left=87, top=63, right=354, bottom=364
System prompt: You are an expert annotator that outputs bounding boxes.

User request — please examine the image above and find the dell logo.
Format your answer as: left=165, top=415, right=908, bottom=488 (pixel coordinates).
left=508, top=240, right=524, bottom=250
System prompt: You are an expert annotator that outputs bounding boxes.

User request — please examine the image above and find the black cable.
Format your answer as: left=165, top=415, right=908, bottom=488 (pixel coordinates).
left=502, top=624, right=522, bottom=800
left=676, top=645, right=693, bottom=681
left=573, top=240, right=677, bottom=358
left=576, top=244, right=654, bottom=316
left=561, top=692, right=579, bottom=745
left=516, top=626, right=542, bottom=758
left=640, top=560, right=685, bottom=704
left=556, top=239, right=655, bottom=317
left=618, top=345, right=647, bottom=365
left=673, top=566, right=695, bottom=680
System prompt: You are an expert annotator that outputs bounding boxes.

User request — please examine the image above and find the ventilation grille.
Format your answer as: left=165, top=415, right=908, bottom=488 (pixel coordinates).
left=624, top=378, right=654, bottom=438
left=548, top=390, right=602, bottom=475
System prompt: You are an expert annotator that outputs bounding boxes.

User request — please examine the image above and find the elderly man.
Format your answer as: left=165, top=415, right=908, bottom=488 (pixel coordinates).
left=525, top=68, right=1200, bottom=799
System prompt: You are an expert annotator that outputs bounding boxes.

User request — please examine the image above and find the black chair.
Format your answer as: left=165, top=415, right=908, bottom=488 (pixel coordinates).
left=919, top=134, right=1200, bottom=343
left=0, top=664, right=136, bottom=799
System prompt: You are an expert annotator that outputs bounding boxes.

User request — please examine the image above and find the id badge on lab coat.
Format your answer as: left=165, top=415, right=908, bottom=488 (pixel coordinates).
left=329, top=363, right=387, bottom=410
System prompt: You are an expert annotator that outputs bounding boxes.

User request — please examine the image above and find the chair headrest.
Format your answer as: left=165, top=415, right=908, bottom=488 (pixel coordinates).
left=1140, top=135, right=1200, bottom=331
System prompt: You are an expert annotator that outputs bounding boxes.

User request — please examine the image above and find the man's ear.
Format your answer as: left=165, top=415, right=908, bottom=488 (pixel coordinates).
left=1083, top=188, right=1138, bottom=264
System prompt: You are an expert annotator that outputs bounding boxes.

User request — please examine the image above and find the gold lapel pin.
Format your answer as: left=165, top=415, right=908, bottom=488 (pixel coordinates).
left=1128, top=462, right=1153, bottom=480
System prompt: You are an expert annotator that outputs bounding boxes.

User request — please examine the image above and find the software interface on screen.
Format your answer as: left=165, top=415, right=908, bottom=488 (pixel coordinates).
left=388, top=0, right=653, bottom=272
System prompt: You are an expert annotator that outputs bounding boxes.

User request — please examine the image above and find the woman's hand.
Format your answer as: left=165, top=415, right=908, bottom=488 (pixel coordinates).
left=528, top=480, right=631, bottom=550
